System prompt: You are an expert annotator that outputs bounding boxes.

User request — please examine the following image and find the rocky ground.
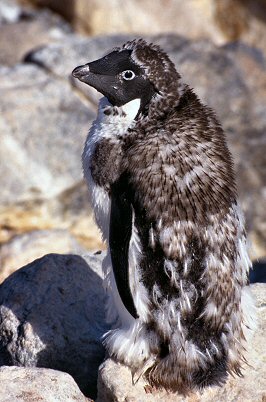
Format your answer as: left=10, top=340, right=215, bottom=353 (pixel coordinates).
left=0, top=254, right=265, bottom=401
left=0, top=0, right=266, bottom=400
left=1, top=1, right=266, bottom=272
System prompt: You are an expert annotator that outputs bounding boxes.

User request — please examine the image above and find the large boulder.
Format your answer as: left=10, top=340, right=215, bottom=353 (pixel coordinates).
left=0, top=366, right=90, bottom=402
left=0, top=63, right=93, bottom=204
left=0, top=62, right=101, bottom=249
left=0, top=253, right=108, bottom=399
left=24, top=0, right=266, bottom=53
left=97, top=283, right=266, bottom=402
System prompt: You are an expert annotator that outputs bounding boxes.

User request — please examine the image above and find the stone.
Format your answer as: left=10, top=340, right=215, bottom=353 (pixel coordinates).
left=97, top=284, right=266, bottom=402
left=0, top=253, right=108, bottom=399
left=0, top=62, right=101, bottom=249
left=0, top=229, right=86, bottom=283
left=0, top=8, right=72, bottom=66
left=0, top=366, right=90, bottom=402
left=25, top=0, right=266, bottom=53
left=0, top=63, right=94, bottom=204
left=0, top=0, right=22, bottom=24
left=0, top=180, right=103, bottom=252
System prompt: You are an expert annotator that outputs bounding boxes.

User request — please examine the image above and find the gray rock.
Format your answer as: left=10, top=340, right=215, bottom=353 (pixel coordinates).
left=0, top=366, right=90, bottom=402
left=0, top=0, right=22, bottom=24
left=0, top=63, right=94, bottom=204
left=0, top=253, right=108, bottom=399
left=97, top=284, right=266, bottom=402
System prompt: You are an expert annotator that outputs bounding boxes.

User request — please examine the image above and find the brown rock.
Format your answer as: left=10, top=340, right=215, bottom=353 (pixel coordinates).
left=0, top=229, right=85, bottom=283
left=0, top=8, right=72, bottom=66
left=97, top=284, right=266, bottom=402
left=0, top=181, right=103, bottom=252
left=25, top=0, right=266, bottom=53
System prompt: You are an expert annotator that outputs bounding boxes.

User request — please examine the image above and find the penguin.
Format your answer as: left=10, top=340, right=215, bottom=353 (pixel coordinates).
left=72, top=39, right=255, bottom=394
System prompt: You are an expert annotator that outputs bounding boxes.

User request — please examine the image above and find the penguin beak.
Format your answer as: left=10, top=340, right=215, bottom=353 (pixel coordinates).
left=72, top=58, right=119, bottom=105
left=72, top=63, right=98, bottom=87
left=72, top=53, right=115, bottom=85
left=72, top=64, right=91, bottom=80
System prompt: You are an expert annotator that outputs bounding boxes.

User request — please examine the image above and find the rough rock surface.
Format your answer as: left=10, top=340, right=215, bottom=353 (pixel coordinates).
left=0, top=253, right=108, bottom=399
left=0, top=63, right=94, bottom=204
left=0, top=0, right=22, bottom=24
left=0, top=366, right=90, bottom=402
left=0, top=61, right=102, bottom=249
left=0, top=181, right=103, bottom=250
left=97, top=284, right=266, bottom=402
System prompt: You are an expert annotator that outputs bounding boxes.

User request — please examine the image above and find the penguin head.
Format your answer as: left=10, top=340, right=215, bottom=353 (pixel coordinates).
left=72, top=39, right=181, bottom=115
left=72, top=48, right=156, bottom=110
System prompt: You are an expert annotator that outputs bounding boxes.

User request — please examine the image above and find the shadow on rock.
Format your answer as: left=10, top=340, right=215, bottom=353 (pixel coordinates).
left=0, top=253, right=109, bottom=399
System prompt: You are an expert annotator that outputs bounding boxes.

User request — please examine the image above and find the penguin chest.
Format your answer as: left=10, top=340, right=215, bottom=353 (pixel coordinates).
left=82, top=97, right=140, bottom=241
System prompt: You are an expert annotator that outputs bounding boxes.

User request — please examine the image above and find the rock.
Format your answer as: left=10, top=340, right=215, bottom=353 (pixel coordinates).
left=0, top=253, right=108, bottom=399
left=0, top=180, right=103, bottom=252
left=0, top=56, right=103, bottom=250
left=97, top=284, right=266, bottom=402
left=25, top=0, right=266, bottom=53
left=0, top=366, right=90, bottom=402
left=0, top=229, right=86, bottom=283
left=0, top=0, right=22, bottom=24
left=0, top=8, right=72, bottom=66
left=0, top=63, right=94, bottom=204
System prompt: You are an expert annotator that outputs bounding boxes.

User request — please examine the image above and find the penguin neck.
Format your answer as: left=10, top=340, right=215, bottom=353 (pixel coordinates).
left=97, top=97, right=141, bottom=129
left=122, top=98, right=141, bottom=121
left=141, top=81, right=188, bottom=122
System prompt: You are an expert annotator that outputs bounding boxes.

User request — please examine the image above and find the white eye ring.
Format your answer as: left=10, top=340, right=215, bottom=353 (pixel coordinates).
left=121, top=70, right=135, bottom=80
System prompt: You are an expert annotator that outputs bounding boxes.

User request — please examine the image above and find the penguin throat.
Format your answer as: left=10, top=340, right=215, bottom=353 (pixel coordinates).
left=121, top=98, right=141, bottom=121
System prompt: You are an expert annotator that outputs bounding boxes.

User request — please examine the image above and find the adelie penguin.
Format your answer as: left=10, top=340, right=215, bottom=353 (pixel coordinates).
left=72, top=39, right=255, bottom=394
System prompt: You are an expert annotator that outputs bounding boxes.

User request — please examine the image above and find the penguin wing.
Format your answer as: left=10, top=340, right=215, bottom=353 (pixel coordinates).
left=109, top=178, right=138, bottom=319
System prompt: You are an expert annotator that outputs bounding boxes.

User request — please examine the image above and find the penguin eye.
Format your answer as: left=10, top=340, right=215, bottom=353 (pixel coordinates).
left=121, top=70, right=135, bottom=80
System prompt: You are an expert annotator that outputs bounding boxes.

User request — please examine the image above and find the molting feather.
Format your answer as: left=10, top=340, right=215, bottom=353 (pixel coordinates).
left=72, top=38, right=255, bottom=395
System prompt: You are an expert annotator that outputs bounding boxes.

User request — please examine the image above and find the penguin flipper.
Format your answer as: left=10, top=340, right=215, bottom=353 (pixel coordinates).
left=109, top=179, right=138, bottom=319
